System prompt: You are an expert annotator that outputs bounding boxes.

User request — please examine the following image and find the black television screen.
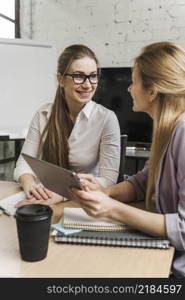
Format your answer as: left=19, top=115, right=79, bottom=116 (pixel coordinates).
left=94, top=67, right=153, bottom=147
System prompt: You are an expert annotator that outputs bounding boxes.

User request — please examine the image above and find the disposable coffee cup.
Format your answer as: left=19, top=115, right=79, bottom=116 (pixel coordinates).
left=15, top=204, right=53, bottom=262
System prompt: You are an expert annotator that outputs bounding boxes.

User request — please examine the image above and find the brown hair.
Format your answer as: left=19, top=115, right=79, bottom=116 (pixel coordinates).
left=39, top=44, right=100, bottom=169
left=134, top=41, right=185, bottom=211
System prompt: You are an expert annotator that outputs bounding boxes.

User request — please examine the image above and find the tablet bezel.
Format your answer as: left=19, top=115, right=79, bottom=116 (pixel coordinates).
left=21, top=153, right=82, bottom=199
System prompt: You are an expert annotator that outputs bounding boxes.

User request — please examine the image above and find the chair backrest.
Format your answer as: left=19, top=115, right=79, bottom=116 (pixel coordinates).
left=117, top=134, right=128, bottom=183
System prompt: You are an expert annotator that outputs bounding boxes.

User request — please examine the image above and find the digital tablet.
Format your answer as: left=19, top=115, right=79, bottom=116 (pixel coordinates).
left=22, top=153, right=83, bottom=199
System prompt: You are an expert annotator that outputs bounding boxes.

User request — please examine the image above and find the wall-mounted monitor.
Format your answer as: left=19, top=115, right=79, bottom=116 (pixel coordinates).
left=94, top=67, right=153, bottom=148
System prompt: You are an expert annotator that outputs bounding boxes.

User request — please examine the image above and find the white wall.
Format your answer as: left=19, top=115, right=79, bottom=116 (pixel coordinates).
left=20, top=0, right=185, bottom=67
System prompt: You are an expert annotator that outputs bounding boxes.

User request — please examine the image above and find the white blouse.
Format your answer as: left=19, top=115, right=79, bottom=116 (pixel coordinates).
left=14, top=101, right=121, bottom=187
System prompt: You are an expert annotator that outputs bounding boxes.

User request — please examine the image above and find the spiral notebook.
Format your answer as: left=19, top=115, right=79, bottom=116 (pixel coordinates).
left=63, top=208, right=127, bottom=232
left=55, top=229, right=170, bottom=249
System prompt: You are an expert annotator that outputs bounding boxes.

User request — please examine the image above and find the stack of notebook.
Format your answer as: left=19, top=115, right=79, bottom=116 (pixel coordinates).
left=62, top=207, right=127, bottom=232
left=53, top=207, right=170, bottom=249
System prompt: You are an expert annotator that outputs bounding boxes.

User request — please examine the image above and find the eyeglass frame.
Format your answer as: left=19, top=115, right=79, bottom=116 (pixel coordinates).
left=64, top=72, right=101, bottom=84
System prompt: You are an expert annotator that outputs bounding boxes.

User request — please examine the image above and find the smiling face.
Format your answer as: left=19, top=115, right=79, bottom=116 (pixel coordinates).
left=128, top=65, right=156, bottom=117
left=58, top=56, right=98, bottom=108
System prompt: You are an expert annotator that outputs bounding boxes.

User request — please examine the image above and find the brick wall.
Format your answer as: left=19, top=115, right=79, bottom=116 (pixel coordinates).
left=20, top=0, right=185, bottom=67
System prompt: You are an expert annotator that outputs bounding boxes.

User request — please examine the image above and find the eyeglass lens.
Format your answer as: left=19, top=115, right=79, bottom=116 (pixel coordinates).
left=73, top=74, right=99, bottom=84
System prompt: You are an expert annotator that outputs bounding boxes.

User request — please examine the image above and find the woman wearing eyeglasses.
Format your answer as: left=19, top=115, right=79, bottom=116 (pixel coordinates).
left=14, top=44, right=121, bottom=204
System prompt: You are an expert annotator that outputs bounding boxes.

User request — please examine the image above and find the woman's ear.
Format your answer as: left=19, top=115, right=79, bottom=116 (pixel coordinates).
left=148, top=87, right=158, bottom=102
left=57, top=73, right=64, bottom=87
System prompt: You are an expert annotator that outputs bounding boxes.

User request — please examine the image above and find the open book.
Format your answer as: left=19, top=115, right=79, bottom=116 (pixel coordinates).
left=55, top=229, right=170, bottom=249
left=63, top=207, right=128, bottom=232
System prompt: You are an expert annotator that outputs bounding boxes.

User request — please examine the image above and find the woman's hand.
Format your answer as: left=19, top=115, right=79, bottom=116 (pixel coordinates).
left=19, top=174, right=52, bottom=200
left=15, top=197, right=48, bottom=208
left=15, top=192, right=64, bottom=208
left=18, top=174, right=64, bottom=206
left=24, top=181, right=53, bottom=200
left=78, top=174, right=105, bottom=192
left=70, top=188, right=115, bottom=219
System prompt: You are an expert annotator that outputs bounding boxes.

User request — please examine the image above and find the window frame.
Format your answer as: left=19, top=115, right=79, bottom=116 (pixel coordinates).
left=0, top=0, right=20, bottom=38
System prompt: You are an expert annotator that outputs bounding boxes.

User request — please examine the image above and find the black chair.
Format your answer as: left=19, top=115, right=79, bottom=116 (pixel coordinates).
left=117, top=134, right=128, bottom=183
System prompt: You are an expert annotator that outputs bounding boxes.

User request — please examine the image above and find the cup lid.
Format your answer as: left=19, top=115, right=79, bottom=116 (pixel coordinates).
left=15, top=204, right=53, bottom=221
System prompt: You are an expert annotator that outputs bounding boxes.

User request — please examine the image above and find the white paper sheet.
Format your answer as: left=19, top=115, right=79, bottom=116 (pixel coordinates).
left=0, top=191, right=26, bottom=216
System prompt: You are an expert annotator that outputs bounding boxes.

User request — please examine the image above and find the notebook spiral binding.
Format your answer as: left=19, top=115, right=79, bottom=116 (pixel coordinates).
left=63, top=223, right=127, bottom=232
left=55, top=234, right=170, bottom=249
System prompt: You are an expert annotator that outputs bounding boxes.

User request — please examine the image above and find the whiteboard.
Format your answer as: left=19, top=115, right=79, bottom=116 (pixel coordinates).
left=0, top=38, right=57, bottom=138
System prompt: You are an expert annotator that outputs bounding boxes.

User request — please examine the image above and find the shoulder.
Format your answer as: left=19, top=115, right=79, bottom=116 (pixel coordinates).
left=33, top=103, right=52, bottom=120
left=92, top=102, right=118, bottom=120
left=30, top=103, right=52, bottom=128
left=172, top=117, right=185, bottom=140
left=36, top=103, right=52, bottom=115
left=170, top=116, right=185, bottom=154
left=91, top=102, right=120, bottom=134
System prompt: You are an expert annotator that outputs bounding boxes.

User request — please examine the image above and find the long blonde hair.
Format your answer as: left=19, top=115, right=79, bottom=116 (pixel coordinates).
left=135, top=41, right=185, bottom=210
left=39, top=44, right=100, bottom=169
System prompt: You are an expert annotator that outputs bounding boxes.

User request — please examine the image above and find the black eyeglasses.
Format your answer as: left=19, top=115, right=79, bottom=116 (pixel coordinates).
left=64, top=73, right=100, bottom=84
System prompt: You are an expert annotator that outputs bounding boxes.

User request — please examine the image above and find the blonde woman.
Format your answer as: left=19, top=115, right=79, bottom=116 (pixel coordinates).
left=72, top=41, right=185, bottom=278
left=14, top=44, right=120, bottom=204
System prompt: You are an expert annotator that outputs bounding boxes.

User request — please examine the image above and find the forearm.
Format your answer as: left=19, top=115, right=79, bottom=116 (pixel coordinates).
left=72, top=186, right=166, bottom=237
left=109, top=200, right=166, bottom=237
left=105, top=180, right=137, bottom=203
